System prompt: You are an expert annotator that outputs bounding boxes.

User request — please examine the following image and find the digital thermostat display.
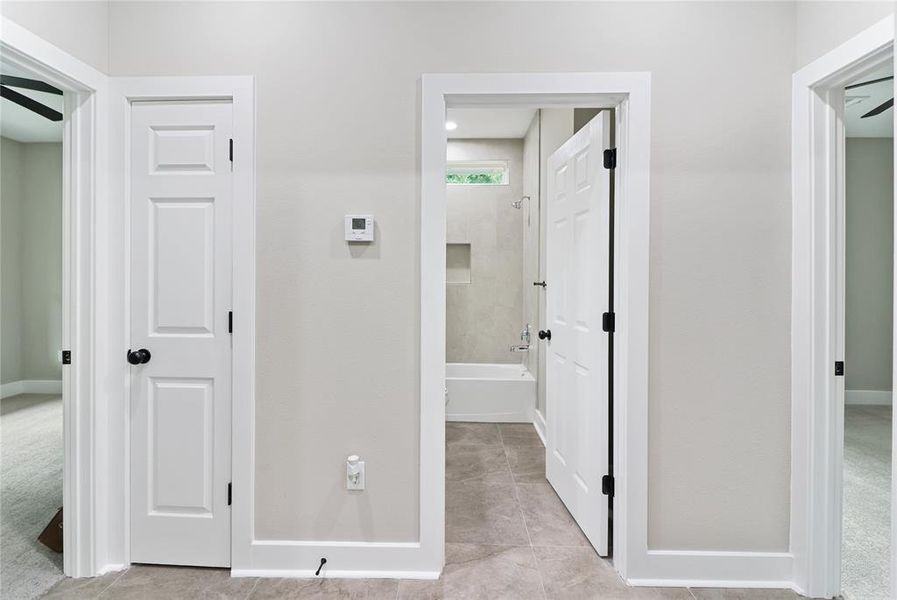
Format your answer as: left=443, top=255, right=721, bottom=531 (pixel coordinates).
left=345, top=215, right=374, bottom=242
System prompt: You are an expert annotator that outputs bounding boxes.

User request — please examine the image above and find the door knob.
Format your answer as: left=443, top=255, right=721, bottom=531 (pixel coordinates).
left=127, top=348, right=152, bottom=365
left=538, top=329, right=551, bottom=341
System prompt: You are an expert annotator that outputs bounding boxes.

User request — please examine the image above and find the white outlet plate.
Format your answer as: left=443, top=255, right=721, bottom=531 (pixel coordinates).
left=347, top=460, right=365, bottom=490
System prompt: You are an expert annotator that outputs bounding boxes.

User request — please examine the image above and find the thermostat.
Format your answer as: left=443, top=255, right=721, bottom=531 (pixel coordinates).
left=345, top=215, right=374, bottom=242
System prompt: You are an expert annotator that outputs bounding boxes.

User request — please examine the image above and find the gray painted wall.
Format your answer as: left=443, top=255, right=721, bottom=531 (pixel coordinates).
left=105, top=0, right=797, bottom=550
left=2, top=0, right=892, bottom=555
left=0, top=1, right=110, bottom=73
left=0, top=138, right=63, bottom=385
left=846, top=138, right=894, bottom=394
left=2, top=137, right=25, bottom=385
left=446, top=139, right=525, bottom=365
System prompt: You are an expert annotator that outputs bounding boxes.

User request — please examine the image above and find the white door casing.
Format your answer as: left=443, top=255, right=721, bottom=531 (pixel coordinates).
left=129, top=100, right=234, bottom=567
left=544, top=112, right=612, bottom=555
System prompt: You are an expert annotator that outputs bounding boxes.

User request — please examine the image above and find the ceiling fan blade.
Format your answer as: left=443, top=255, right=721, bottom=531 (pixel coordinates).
left=861, top=97, right=894, bottom=119
left=846, top=75, right=894, bottom=90
left=0, top=75, right=63, bottom=95
left=0, top=85, right=63, bottom=121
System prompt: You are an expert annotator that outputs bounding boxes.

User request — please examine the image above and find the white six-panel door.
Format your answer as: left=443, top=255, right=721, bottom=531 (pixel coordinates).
left=544, top=112, right=612, bottom=555
left=129, top=100, right=234, bottom=567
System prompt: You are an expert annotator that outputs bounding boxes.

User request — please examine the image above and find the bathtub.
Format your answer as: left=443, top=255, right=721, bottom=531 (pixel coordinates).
left=446, top=362, right=536, bottom=423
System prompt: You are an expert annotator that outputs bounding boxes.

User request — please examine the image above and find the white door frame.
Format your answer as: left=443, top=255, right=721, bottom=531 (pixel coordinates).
left=420, top=72, right=651, bottom=582
left=0, top=17, right=109, bottom=578
left=790, top=15, right=895, bottom=599
left=108, top=76, right=255, bottom=570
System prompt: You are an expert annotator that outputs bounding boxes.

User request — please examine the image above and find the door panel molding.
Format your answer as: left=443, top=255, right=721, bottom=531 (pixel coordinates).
left=545, top=112, right=611, bottom=556
left=110, top=76, right=255, bottom=572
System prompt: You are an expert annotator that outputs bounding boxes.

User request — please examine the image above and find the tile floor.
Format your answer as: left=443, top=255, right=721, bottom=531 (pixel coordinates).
left=41, top=422, right=803, bottom=599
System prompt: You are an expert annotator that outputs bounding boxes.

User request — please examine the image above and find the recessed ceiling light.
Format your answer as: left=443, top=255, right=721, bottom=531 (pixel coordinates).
left=445, top=121, right=458, bottom=131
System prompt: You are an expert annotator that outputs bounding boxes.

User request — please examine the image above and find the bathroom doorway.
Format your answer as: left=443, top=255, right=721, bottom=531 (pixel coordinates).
left=442, top=105, right=616, bottom=581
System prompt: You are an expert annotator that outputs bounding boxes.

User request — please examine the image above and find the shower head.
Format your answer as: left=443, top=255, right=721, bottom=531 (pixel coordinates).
left=512, top=196, right=530, bottom=209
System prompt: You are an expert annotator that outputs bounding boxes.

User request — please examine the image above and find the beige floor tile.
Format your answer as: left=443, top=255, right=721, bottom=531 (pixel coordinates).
left=498, top=423, right=543, bottom=448
left=446, top=482, right=530, bottom=545
left=504, top=444, right=546, bottom=483
left=516, top=483, right=590, bottom=547
left=97, top=566, right=256, bottom=600
left=397, top=543, right=544, bottom=599
left=446, top=444, right=513, bottom=484
left=248, top=577, right=397, bottom=599
left=532, top=545, right=625, bottom=599
left=42, top=571, right=126, bottom=599
left=446, top=423, right=502, bottom=447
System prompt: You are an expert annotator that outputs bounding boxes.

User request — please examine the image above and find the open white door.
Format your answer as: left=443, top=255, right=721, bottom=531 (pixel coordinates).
left=544, top=112, right=612, bottom=555
left=129, top=100, right=234, bottom=567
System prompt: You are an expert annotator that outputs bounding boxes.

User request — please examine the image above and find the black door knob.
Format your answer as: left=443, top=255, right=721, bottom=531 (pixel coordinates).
left=538, top=329, right=551, bottom=341
left=127, top=348, right=152, bottom=365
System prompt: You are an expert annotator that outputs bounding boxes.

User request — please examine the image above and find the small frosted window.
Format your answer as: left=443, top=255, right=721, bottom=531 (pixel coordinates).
left=446, top=243, right=471, bottom=283
left=446, top=161, right=509, bottom=185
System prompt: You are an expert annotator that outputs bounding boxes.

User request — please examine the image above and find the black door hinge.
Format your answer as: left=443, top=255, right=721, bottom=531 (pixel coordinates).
left=227, top=482, right=232, bottom=506
left=603, top=148, right=617, bottom=170
left=229, top=139, right=233, bottom=162
left=601, top=474, right=615, bottom=497
left=602, top=312, right=615, bottom=333
left=228, top=311, right=233, bottom=334
left=61, top=350, right=71, bottom=365
left=835, top=361, right=845, bottom=376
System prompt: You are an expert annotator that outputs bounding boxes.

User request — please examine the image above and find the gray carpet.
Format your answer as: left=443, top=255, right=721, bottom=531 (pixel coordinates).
left=842, top=405, right=892, bottom=600
left=1, top=394, right=65, bottom=600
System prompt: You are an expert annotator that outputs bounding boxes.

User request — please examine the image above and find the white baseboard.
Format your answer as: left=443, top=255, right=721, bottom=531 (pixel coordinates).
left=845, top=389, right=892, bottom=405
left=532, top=408, right=546, bottom=445
left=0, top=379, right=62, bottom=399
left=96, top=563, right=127, bottom=576
left=627, top=550, right=793, bottom=589
left=231, top=568, right=440, bottom=579
left=234, top=540, right=440, bottom=580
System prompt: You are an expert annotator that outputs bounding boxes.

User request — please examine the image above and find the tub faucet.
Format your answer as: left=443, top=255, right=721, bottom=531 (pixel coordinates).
left=510, top=344, right=530, bottom=353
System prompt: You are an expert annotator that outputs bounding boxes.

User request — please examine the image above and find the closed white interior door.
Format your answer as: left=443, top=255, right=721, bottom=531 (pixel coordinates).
left=544, top=112, right=612, bottom=555
left=129, top=100, right=234, bottom=567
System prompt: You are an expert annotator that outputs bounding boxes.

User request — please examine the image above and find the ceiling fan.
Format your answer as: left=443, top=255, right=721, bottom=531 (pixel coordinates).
left=845, top=75, right=894, bottom=119
left=0, top=74, right=63, bottom=122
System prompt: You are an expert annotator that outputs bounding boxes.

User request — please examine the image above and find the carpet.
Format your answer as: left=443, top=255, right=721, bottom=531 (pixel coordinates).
left=1, top=394, right=65, bottom=600
left=842, top=405, right=891, bottom=600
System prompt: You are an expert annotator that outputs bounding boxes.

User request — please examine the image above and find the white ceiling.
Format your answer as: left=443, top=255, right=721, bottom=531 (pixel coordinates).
left=446, top=107, right=537, bottom=139
left=845, top=62, right=893, bottom=138
left=0, top=61, right=64, bottom=143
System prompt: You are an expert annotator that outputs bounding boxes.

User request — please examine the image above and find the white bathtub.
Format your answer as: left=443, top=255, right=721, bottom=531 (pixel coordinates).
left=446, top=362, right=536, bottom=423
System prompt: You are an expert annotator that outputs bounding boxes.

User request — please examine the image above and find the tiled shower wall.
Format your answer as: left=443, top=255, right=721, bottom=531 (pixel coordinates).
left=446, top=138, right=525, bottom=364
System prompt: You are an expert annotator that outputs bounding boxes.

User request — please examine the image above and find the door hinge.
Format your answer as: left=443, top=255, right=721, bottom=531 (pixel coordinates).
left=227, top=482, right=232, bottom=506
left=835, top=361, right=845, bottom=376
left=228, top=311, right=233, bottom=334
left=602, top=312, right=615, bottom=333
left=61, top=350, right=71, bottom=365
left=601, top=474, right=615, bottom=497
left=603, top=148, right=617, bottom=170
left=229, top=138, right=233, bottom=162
